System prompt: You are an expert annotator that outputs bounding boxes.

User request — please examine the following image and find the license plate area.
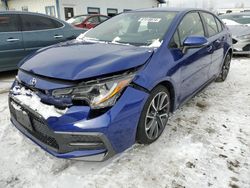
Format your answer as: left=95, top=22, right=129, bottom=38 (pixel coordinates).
left=11, top=101, right=33, bottom=131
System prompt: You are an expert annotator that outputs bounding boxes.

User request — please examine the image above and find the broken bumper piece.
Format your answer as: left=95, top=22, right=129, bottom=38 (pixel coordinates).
left=9, top=81, right=148, bottom=161
left=9, top=96, right=116, bottom=161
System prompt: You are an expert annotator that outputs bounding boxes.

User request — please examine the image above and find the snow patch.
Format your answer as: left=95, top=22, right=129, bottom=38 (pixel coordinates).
left=11, top=86, right=66, bottom=119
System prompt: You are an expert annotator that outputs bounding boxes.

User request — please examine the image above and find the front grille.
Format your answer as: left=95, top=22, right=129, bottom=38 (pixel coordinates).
left=243, top=44, right=250, bottom=51
left=9, top=98, right=59, bottom=150
left=32, top=119, right=59, bottom=150
left=9, top=97, right=107, bottom=154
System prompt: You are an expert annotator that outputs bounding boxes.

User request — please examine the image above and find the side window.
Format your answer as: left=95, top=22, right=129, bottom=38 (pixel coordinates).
left=215, top=17, right=223, bottom=32
left=21, top=14, right=58, bottom=31
left=202, top=13, right=219, bottom=37
left=178, top=12, right=205, bottom=46
left=88, top=16, right=99, bottom=24
left=169, top=31, right=181, bottom=49
left=53, top=20, right=64, bottom=28
left=99, top=16, right=108, bottom=22
left=0, top=14, right=19, bottom=32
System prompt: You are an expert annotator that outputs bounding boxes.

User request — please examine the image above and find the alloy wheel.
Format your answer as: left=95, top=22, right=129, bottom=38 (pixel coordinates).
left=145, top=92, right=170, bottom=140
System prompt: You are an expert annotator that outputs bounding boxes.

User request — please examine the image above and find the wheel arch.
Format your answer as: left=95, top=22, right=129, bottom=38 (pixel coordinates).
left=227, top=48, right=233, bottom=58
left=153, top=80, right=176, bottom=112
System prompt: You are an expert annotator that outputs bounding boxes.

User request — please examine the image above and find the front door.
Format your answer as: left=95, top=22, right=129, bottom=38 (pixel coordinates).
left=170, top=12, right=212, bottom=104
left=0, top=14, right=24, bottom=71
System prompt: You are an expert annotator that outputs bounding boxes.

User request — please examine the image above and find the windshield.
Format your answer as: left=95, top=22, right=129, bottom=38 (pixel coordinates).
left=67, top=15, right=87, bottom=25
left=81, top=11, right=177, bottom=47
left=220, top=14, right=250, bottom=25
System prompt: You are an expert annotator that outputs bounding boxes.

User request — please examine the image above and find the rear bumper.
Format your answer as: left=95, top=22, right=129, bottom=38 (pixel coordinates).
left=9, top=86, right=148, bottom=161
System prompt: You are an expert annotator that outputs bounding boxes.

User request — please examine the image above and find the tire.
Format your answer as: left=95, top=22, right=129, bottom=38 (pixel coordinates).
left=136, top=85, right=170, bottom=144
left=215, top=53, right=231, bottom=82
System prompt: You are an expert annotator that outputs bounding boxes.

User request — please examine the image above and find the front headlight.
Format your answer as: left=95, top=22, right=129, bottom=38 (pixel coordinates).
left=52, top=73, right=135, bottom=109
left=237, top=34, right=250, bottom=40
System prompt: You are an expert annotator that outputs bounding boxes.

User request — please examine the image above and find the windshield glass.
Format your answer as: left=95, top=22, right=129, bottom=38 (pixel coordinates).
left=220, top=14, right=250, bottom=25
left=67, top=15, right=87, bottom=25
left=81, top=11, right=177, bottom=47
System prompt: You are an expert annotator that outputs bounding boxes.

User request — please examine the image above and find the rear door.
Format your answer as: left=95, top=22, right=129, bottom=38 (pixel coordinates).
left=20, top=14, right=65, bottom=57
left=200, top=12, right=225, bottom=78
left=0, top=14, right=24, bottom=71
left=169, top=12, right=212, bottom=103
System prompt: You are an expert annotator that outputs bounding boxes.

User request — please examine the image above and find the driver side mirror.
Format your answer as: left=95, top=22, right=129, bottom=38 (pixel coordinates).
left=182, top=36, right=208, bottom=53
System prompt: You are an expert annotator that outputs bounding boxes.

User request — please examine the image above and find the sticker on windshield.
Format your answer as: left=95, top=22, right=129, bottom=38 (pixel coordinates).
left=138, top=17, right=162, bottom=23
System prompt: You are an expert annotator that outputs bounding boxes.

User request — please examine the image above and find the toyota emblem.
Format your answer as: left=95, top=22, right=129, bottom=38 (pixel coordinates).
left=29, top=78, right=37, bottom=86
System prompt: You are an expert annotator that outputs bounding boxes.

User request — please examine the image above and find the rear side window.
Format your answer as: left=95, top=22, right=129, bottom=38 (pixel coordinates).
left=215, top=17, right=223, bottom=32
left=88, top=16, right=99, bottom=24
left=178, top=12, right=205, bottom=45
left=99, top=16, right=108, bottom=22
left=0, top=14, right=19, bottom=32
left=53, top=19, right=64, bottom=28
left=202, top=12, right=219, bottom=37
left=21, top=14, right=62, bottom=31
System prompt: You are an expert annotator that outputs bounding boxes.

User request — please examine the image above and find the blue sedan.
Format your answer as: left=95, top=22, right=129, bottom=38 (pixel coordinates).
left=0, top=11, right=85, bottom=72
left=9, top=8, right=232, bottom=161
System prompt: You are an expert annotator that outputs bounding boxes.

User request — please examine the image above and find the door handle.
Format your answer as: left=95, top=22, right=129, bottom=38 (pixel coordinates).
left=6, top=38, right=20, bottom=42
left=215, top=39, right=221, bottom=43
left=54, top=35, right=63, bottom=39
left=207, top=45, right=213, bottom=53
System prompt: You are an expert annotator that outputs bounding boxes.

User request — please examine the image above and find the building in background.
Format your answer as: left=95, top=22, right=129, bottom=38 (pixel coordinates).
left=2, top=0, right=165, bottom=20
left=0, top=0, right=8, bottom=10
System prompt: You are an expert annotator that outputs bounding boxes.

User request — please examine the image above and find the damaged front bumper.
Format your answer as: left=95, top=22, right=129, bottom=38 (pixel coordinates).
left=9, top=79, right=149, bottom=161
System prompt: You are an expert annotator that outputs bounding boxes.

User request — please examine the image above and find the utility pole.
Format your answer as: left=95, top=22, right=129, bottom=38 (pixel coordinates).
left=166, top=0, right=169, bottom=7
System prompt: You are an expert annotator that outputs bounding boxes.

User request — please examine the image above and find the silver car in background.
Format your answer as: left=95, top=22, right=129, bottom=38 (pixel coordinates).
left=220, top=13, right=250, bottom=55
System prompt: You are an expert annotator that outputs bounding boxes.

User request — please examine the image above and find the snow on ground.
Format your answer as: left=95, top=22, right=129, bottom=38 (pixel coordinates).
left=0, top=58, right=249, bottom=188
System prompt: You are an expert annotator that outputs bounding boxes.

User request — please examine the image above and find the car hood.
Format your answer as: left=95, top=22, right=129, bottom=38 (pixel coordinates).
left=20, top=40, right=154, bottom=81
left=227, top=25, right=250, bottom=38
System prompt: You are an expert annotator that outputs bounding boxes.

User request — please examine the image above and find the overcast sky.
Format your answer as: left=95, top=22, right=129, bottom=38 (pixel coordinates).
left=167, top=0, right=250, bottom=9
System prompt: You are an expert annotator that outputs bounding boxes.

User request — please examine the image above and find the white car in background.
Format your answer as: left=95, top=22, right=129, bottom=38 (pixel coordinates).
left=220, top=13, right=250, bottom=55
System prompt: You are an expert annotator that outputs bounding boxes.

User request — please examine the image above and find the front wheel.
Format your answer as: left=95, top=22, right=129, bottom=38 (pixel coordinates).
left=215, top=53, right=231, bottom=82
left=136, top=85, right=170, bottom=144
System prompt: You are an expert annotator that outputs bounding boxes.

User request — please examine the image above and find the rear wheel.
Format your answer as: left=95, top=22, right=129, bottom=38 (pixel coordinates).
left=136, top=85, right=170, bottom=144
left=215, top=53, right=231, bottom=82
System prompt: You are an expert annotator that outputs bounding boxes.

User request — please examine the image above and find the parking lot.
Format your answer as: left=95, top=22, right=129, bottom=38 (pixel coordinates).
left=0, top=57, right=249, bottom=188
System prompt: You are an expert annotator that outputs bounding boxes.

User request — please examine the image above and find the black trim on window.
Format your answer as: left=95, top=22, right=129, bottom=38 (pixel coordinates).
left=87, top=7, right=100, bottom=14
left=168, top=10, right=206, bottom=49
left=107, top=8, right=118, bottom=17
left=200, top=11, right=219, bottom=38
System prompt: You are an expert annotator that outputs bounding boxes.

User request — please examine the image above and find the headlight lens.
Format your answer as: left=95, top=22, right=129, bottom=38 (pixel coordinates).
left=237, top=34, right=250, bottom=40
left=52, top=74, right=135, bottom=109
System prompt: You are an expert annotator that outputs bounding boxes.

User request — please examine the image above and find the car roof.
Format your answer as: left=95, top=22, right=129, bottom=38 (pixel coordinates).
left=0, top=10, right=67, bottom=23
left=131, top=7, right=207, bottom=13
left=0, top=10, right=50, bottom=16
left=72, top=14, right=109, bottom=18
